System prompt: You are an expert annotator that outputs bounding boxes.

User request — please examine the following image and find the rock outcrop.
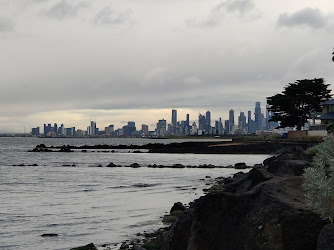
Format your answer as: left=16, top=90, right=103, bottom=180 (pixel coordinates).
left=160, top=148, right=328, bottom=250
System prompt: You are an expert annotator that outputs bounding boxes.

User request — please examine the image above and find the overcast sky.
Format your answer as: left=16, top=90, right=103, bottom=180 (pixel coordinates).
left=1, top=0, right=334, bottom=132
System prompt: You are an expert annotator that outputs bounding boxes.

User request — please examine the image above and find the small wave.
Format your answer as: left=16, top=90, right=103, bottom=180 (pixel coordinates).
left=132, top=183, right=160, bottom=188
left=128, top=219, right=161, bottom=228
left=108, top=183, right=160, bottom=189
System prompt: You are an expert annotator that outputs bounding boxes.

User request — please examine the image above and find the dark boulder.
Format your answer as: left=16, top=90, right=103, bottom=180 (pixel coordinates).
left=120, top=242, right=129, bottom=249
left=317, top=223, right=334, bottom=250
left=172, top=164, right=185, bottom=168
left=132, top=245, right=147, bottom=250
left=106, top=163, right=117, bottom=167
left=161, top=209, right=193, bottom=250
left=263, top=147, right=311, bottom=176
left=161, top=175, right=326, bottom=250
left=130, top=163, right=141, bottom=168
left=267, top=159, right=310, bottom=176
left=224, top=167, right=274, bottom=194
left=234, top=162, right=248, bottom=169
left=70, top=243, right=97, bottom=250
left=170, top=202, right=186, bottom=213
left=41, top=233, right=58, bottom=237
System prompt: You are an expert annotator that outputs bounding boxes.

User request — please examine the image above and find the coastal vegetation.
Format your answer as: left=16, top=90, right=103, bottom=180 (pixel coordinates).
left=267, top=78, right=332, bottom=130
left=303, top=136, right=334, bottom=221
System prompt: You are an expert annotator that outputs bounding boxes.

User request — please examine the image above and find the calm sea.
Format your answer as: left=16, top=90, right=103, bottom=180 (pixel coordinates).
left=0, top=138, right=271, bottom=250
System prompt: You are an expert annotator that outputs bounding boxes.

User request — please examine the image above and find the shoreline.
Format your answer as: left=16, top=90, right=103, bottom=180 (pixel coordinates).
left=81, top=146, right=328, bottom=250
left=30, top=139, right=320, bottom=155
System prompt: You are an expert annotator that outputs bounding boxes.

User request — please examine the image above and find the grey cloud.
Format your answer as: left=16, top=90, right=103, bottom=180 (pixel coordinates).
left=186, top=0, right=258, bottom=28
left=0, top=17, right=14, bottom=32
left=277, top=8, right=327, bottom=29
left=94, top=7, right=133, bottom=26
left=219, top=0, right=255, bottom=15
left=45, top=0, right=89, bottom=20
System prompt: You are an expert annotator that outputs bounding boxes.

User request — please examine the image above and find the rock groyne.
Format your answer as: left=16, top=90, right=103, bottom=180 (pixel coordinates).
left=151, top=147, right=329, bottom=250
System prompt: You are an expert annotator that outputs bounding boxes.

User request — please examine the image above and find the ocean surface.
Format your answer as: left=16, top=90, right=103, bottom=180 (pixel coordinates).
left=0, top=138, right=272, bottom=250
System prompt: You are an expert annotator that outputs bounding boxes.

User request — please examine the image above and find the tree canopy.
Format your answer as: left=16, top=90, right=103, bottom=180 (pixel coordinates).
left=266, top=78, right=332, bottom=130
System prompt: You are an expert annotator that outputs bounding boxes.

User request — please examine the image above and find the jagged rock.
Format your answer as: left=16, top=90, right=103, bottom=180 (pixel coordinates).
left=130, top=163, right=141, bottom=168
left=267, top=159, right=310, bottom=176
left=172, top=164, right=185, bottom=168
left=224, top=167, right=274, bottom=194
left=160, top=151, right=327, bottom=250
left=317, top=223, right=334, bottom=250
left=120, top=242, right=129, bottom=249
left=170, top=202, right=186, bottom=213
left=106, top=163, right=116, bottom=167
left=163, top=215, right=178, bottom=223
left=234, top=162, right=247, bottom=169
left=70, top=243, right=97, bottom=250
left=132, top=245, right=147, bottom=250
left=41, top=233, right=58, bottom=237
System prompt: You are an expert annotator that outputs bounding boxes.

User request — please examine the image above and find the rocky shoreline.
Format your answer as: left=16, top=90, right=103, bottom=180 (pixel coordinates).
left=102, top=146, right=331, bottom=250
left=30, top=139, right=320, bottom=154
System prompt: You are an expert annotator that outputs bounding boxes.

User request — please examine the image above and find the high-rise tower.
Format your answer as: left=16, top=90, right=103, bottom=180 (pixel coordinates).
left=205, top=111, right=211, bottom=132
left=255, top=102, right=262, bottom=131
left=172, top=109, right=177, bottom=127
left=229, top=109, right=234, bottom=134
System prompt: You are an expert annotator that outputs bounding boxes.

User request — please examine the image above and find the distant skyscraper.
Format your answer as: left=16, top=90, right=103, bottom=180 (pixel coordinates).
left=198, top=114, right=206, bottom=131
left=157, top=119, right=167, bottom=136
left=186, top=114, right=190, bottom=127
left=142, top=124, right=149, bottom=136
left=172, top=109, right=177, bottom=127
left=205, top=111, right=211, bottom=132
left=229, top=109, right=234, bottom=134
left=122, top=121, right=136, bottom=136
left=184, top=114, right=190, bottom=135
left=54, top=123, right=58, bottom=135
left=255, top=102, right=262, bottom=131
left=90, top=121, right=96, bottom=136
left=225, top=120, right=230, bottom=134
left=31, top=127, right=40, bottom=136
left=238, top=112, right=246, bottom=130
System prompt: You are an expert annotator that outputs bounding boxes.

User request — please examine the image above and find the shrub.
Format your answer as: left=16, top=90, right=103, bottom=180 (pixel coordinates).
left=303, top=136, right=334, bottom=221
left=327, top=124, right=334, bottom=132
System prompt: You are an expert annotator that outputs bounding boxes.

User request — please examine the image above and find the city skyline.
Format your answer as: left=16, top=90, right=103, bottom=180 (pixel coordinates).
left=1, top=1, right=334, bottom=133
left=29, top=101, right=278, bottom=137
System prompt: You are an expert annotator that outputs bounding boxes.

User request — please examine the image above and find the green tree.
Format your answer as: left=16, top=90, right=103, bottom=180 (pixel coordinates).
left=267, top=78, right=332, bottom=130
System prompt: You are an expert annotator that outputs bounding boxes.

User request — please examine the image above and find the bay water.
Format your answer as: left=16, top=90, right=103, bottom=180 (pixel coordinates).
left=0, top=138, right=271, bottom=250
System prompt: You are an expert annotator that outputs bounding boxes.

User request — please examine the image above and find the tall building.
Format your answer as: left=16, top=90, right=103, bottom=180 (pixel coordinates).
left=157, top=119, right=167, bottom=136
left=172, top=109, right=177, bottom=127
left=191, top=122, right=197, bottom=135
left=198, top=114, right=206, bottom=131
left=255, top=102, right=262, bottom=131
left=184, top=114, right=190, bottom=135
left=225, top=120, right=230, bottom=134
left=247, top=110, right=255, bottom=134
left=54, top=123, right=58, bottom=136
left=91, top=121, right=97, bottom=136
left=44, top=123, right=52, bottom=135
left=238, top=112, right=246, bottom=130
left=105, top=125, right=114, bottom=136
left=142, top=124, right=149, bottom=136
left=31, top=127, right=40, bottom=136
left=205, top=111, right=211, bottom=132
left=58, top=124, right=65, bottom=136
left=229, top=109, right=234, bottom=134
left=123, top=121, right=136, bottom=136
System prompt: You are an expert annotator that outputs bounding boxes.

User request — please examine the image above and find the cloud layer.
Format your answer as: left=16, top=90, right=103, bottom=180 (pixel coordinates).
left=1, top=0, right=334, bottom=132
